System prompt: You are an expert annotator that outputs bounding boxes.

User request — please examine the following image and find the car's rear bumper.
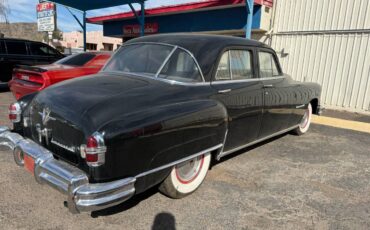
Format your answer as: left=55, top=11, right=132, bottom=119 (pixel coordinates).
left=0, top=126, right=136, bottom=214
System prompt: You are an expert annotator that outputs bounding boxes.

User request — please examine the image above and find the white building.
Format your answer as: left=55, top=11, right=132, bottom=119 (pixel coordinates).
left=61, top=31, right=122, bottom=51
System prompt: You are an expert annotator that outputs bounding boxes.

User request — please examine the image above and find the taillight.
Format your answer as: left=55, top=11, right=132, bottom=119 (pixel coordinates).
left=8, top=102, right=22, bottom=123
left=15, top=72, right=44, bottom=85
left=83, top=132, right=106, bottom=167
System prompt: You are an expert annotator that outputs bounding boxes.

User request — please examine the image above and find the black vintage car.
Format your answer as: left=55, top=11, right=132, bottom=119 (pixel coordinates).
left=0, top=38, right=64, bottom=86
left=0, top=34, right=321, bottom=213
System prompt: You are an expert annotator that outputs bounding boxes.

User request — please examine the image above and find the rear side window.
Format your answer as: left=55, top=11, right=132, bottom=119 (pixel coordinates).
left=158, top=49, right=203, bottom=83
left=29, top=43, right=58, bottom=56
left=55, top=53, right=96, bottom=66
left=6, top=41, right=27, bottom=55
left=216, top=50, right=253, bottom=81
left=258, top=51, right=280, bottom=78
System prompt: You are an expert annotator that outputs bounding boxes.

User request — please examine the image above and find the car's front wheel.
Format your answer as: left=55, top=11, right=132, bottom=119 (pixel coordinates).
left=293, top=103, right=312, bottom=135
left=159, top=153, right=211, bottom=199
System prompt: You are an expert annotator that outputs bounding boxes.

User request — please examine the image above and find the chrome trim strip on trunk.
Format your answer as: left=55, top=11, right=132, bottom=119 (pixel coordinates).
left=218, top=125, right=299, bottom=159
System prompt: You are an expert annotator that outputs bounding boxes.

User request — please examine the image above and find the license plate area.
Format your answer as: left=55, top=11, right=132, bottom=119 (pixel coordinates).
left=24, top=154, right=35, bottom=174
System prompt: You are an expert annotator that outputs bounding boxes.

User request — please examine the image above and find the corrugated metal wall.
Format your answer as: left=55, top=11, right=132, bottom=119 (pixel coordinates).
left=270, top=0, right=370, bottom=113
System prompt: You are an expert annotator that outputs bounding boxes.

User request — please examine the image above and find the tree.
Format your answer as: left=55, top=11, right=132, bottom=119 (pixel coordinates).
left=0, top=0, right=10, bottom=23
left=43, top=28, right=63, bottom=41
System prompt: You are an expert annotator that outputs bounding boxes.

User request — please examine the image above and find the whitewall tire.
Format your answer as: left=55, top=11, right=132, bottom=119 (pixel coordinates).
left=159, top=152, right=211, bottom=199
left=293, top=103, right=312, bottom=135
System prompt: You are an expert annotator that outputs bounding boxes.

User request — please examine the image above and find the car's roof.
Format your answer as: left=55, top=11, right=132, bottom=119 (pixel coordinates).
left=128, top=33, right=268, bottom=49
left=0, top=38, right=45, bottom=44
left=126, top=34, right=272, bottom=81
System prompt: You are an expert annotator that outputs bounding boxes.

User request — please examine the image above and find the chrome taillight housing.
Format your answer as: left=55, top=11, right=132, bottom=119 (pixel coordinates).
left=8, top=102, right=22, bottom=123
left=83, top=132, right=106, bottom=167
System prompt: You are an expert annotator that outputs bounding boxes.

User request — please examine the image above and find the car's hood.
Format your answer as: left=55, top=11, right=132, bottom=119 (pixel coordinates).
left=33, top=72, right=184, bottom=134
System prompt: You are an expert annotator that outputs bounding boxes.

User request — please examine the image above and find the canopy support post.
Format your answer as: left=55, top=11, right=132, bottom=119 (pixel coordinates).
left=140, top=1, right=145, bottom=36
left=245, top=0, right=254, bottom=39
left=128, top=2, right=145, bottom=37
left=83, top=11, right=87, bottom=51
left=65, top=6, right=87, bottom=51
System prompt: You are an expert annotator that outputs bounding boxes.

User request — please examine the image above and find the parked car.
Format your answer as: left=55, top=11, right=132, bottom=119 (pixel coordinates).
left=0, top=38, right=64, bottom=87
left=8, top=52, right=112, bottom=99
left=0, top=34, right=322, bottom=214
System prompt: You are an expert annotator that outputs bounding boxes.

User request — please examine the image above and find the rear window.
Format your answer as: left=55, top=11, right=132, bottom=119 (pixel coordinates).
left=6, top=41, right=27, bottom=55
left=55, top=53, right=96, bottom=66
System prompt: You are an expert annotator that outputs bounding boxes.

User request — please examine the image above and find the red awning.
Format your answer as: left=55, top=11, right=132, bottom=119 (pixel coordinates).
left=88, top=0, right=273, bottom=24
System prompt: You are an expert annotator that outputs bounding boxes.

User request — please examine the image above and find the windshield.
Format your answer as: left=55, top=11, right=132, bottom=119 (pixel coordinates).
left=103, top=44, right=174, bottom=76
left=55, top=53, right=96, bottom=66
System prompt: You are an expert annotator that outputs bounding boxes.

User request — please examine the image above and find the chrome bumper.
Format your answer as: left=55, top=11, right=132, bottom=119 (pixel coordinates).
left=0, top=126, right=136, bottom=214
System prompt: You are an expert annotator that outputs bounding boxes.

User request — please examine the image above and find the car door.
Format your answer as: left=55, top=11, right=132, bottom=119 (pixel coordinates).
left=257, top=49, right=294, bottom=138
left=3, top=41, right=34, bottom=82
left=211, top=48, right=264, bottom=152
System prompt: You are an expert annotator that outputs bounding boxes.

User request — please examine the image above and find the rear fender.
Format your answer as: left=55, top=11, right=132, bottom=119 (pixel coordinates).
left=96, top=99, right=228, bottom=184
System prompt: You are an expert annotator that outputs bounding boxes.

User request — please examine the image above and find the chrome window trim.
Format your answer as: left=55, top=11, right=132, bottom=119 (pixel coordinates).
left=155, top=46, right=178, bottom=77
left=104, top=71, right=210, bottom=86
left=104, top=42, right=206, bottom=83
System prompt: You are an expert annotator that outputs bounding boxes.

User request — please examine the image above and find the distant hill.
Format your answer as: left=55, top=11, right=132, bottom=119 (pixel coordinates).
left=0, top=22, right=44, bottom=41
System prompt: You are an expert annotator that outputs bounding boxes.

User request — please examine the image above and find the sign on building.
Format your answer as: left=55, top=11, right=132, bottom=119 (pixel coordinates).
left=37, top=2, right=56, bottom=32
left=123, top=23, right=159, bottom=37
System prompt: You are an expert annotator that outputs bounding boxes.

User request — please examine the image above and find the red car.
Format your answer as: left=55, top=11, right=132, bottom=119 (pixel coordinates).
left=9, top=52, right=111, bottom=99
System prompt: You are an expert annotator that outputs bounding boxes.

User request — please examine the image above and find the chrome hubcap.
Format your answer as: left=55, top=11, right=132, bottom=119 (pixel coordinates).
left=300, top=108, right=310, bottom=128
left=176, top=155, right=204, bottom=183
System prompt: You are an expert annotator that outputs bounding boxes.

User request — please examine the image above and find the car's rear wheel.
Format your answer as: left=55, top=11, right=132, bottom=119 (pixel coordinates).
left=293, top=103, right=312, bottom=135
left=159, top=153, right=211, bottom=199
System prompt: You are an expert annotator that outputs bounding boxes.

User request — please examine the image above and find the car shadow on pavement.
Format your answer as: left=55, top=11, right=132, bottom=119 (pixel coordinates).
left=90, top=186, right=160, bottom=218
left=151, top=212, right=176, bottom=230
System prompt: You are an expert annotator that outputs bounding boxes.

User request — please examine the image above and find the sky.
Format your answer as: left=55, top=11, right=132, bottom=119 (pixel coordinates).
left=4, top=0, right=199, bottom=32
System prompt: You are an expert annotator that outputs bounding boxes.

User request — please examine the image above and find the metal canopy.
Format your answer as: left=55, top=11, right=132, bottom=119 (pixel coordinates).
left=50, top=0, right=146, bottom=51
left=51, top=0, right=146, bottom=12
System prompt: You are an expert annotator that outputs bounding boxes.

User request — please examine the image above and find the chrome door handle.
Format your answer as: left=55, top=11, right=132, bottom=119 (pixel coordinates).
left=263, top=84, right=274, bottom=88
left=218, top=89, right=232, bottom=94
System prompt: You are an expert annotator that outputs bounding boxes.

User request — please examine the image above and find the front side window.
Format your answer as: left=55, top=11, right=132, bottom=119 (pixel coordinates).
left=6, top=41, right=27, bottom=55
left=216, top=50, right=253, bottom=81
left=158, top=49, right=203, bottom=83
left=258, top=51, right=280, bottom=78
left=104, top=44, right=173, bottom=77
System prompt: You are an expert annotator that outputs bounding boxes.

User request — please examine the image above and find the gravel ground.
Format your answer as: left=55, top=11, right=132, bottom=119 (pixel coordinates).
left=0, top=91, right=370, bottom=230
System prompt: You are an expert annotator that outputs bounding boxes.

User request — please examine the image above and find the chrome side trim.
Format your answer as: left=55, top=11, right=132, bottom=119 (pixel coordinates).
left=136, top=143, right=223, bottom=178
left=296, top=104, right=306, bottom=109
left=216, top=129, right=228, bottom=161
left=212, top=76, right=285, bottom=85
left=218, top=125, right=299, bottom=159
